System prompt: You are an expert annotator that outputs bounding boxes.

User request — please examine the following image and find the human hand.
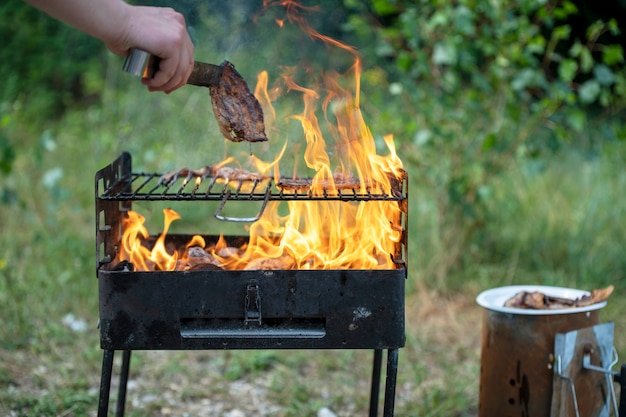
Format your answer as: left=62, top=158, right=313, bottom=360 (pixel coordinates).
left=108, top=5, right=194, bottom=93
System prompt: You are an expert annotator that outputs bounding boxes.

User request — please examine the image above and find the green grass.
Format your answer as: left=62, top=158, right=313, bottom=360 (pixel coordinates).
left=1, top=25, right=625, bottom=417
left=455, top=147, right=625, bottom=290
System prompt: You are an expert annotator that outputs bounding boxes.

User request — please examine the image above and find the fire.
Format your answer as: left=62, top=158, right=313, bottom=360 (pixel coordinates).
left=117, top=2, right=405, bottom=271
left=119, top=209, right=206, bottom=271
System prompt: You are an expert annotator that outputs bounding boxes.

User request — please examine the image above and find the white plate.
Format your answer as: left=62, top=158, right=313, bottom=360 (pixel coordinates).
left=476, top=285, right=607, bottom=315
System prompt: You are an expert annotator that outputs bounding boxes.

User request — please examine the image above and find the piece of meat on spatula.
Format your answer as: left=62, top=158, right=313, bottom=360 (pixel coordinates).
left=210, top=61, right=268, bottom=143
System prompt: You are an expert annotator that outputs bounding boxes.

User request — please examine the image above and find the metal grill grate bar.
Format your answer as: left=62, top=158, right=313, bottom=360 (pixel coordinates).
left=99, top=172, right=406, bottom=202
left=96, top=153, right=407, bottom=202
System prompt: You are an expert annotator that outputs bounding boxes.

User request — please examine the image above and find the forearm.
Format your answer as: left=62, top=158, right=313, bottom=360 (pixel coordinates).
left=23, top=0, right=131, bottom=47
left=23, top=0, right=194, bottom=93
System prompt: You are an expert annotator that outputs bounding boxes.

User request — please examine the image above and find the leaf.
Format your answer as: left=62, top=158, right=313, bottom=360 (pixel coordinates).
left=372, top=0, right=400, bottom=16
left=512, top=68, right=543, bottom=91
left=602, top=44, right=624, bottom=66
left=558, top=58, right=578, bottom=83
left=565, top=108, right=586, bottom=132
left=414, top=129, right=432, bottom=147
left=608, top=18, right=621, bottom=36
left=482, top=133, right=497, bottom=151
left=578, top=79, right=601, bottom=104
left=397, top=51, right=414, bottom=72
left=432, top=42, right=457, bottom=66
left=593, top=64, right=616, bottom=86
left=453, top=5, right=475, bottom=36
left=427, top=10, right=449, bottom=30
left=553, top=25, right=571, bottom=41
left=553, top=1, right=578, bottom=19
left=580, top=48, right=594, bottom=73
left=0, top=133, right=15, bottom=175
left=42, top=167, right=63, bottom=189
left=0, top=114, right=12, bottom=128
left=586, top=20, right=605, bottom=41
left=526, top=34, right=547, bottom=55
left=568, top=40, right=584, bottom=58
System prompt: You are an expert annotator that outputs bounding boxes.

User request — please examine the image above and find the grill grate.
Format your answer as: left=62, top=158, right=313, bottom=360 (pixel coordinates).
left=98, top=152, right=407, bottom=203
left=96, top=151, right=409, bottom=264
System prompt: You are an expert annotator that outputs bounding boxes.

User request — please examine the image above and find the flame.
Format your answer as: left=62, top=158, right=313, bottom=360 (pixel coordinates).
left=214, top=62, right=404, bottom=269
left=119, top=208, right=206, bottom=271
left=254, top=71, right=276, bottom=131
left=118, top=2, right=404, bottom=271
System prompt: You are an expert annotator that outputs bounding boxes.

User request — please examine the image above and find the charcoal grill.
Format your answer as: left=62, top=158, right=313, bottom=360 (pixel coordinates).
left=95, top=152, right=408, bottom=416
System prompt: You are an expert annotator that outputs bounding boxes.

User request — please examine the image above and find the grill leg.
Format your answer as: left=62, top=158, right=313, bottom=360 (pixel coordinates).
left=369, top=349, right=383, bottom=417
left=115, top=350, right=132, bottom=417
left=382, top=349, right=399, bottom=417
left=98, top=350, right=115, bottom=417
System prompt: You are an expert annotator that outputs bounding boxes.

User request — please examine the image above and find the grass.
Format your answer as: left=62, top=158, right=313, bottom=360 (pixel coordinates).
left=1, top=18, right=626, bottom=417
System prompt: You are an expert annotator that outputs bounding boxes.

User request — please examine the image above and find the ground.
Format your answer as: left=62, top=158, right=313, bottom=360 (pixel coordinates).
left=0, top=289, right=494, bottom=416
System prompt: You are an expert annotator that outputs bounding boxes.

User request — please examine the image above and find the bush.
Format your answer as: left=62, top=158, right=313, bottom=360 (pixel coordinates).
left=346, top=0, right=626, bottom=109
left=341, top=0, right=626, bottom=277
left=0, top=0, right=108, bottom=121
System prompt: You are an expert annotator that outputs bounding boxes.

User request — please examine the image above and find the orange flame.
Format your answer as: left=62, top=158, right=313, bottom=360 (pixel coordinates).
left=119, top=209, right=206, bottom=271
left=118, top=2, right=404, bottom=271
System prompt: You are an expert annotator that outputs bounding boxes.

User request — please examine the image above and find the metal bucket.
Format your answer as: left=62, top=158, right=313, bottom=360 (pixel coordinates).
left=476, top=285, right=607, bottom=417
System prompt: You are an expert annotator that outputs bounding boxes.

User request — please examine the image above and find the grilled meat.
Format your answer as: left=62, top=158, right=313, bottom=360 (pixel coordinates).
left=277, top=174, right=363, bottom=190
left=210, top=62, right=268, bottom=143
left=503, top=285, right=614, bottom=309
left=159, top=165, right=269, bottom=186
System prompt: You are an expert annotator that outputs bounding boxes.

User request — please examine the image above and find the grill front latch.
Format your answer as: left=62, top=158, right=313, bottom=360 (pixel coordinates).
left=245, top=280, right=262, bottom=325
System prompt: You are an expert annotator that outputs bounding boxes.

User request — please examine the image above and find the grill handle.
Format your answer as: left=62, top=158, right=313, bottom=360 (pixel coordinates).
left=214, top=187, right=271, bottom=222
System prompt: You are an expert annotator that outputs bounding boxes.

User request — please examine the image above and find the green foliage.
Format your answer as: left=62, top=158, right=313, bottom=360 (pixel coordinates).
left=0, top=132, right=15, bottom=175
left=0, top=388, right=94, bottom=417
left=223, top=350, right=279, bottom=380
left=0, top=0, right=106, bottom=121
left=346, top=0, right=626, bottom=108
left=342, top=0, right=626, bottom=276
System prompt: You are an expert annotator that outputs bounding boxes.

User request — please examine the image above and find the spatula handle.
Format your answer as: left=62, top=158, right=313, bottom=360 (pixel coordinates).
left=122, top=48, right=158, bottom=78
left=123, top=48, right=223, bottom=87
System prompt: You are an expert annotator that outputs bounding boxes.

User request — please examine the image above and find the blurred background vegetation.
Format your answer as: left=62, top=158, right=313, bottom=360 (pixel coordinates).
left=0, top=0, right=625, bottom=415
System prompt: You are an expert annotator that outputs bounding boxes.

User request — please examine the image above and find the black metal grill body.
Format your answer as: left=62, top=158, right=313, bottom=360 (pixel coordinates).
left=95, top=152, right=408, bottom=417
left=99, top=265, right=405, bottom=350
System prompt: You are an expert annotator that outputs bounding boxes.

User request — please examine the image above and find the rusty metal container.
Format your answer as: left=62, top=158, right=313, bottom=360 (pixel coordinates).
left=476, top=285, right=607, bottom=417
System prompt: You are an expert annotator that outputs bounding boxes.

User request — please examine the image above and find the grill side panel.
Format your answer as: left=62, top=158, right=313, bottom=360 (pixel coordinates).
left=95, top=152, right=132, bottom=271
